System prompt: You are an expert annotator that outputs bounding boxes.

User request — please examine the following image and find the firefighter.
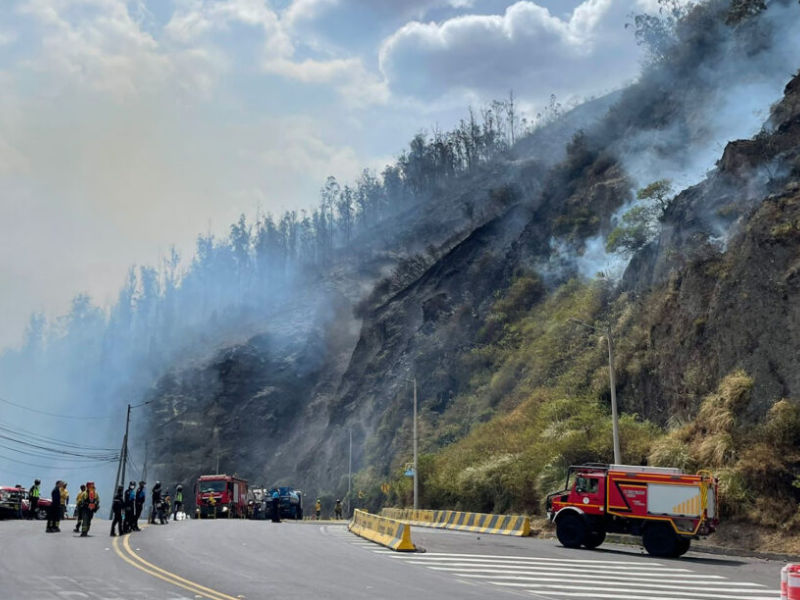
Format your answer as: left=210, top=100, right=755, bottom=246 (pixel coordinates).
left=315, top=498, right=321, bottom=520
left=110, top=486, right=124, bottom=537
left=334, top=499, right=343, bottom=520
left=60, top=482, right=69, bottom=521
left=46, top=480, right=62, bottom=533
left=76, top=482, right=100, bottom=537
left=271, top=489, right=281, bottom=523
left=173, top=485, right=183, bottom=520
left=209, top=493, right=217, bottom=519
left=73, top=485, right=86, bottom=532
left=134, top=481, right=146, bottom=530
left=124, top=482, right=136, bottom=532
left=28, top=479, right=40, bottom=520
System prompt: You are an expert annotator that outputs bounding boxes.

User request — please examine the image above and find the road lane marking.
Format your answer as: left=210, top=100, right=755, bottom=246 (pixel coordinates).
left=480, top=581, right=776, bottom=597
left=516, top=591, right=779, bottom=600
left=376, top=552, right=667, bottom=566
left=452, top=574, right=764, bottom=587
left=111, top=536, right=239, bottom=600
left=384, top=557, right=692, bottom=571
left=420, top=564, right=696, bottom=576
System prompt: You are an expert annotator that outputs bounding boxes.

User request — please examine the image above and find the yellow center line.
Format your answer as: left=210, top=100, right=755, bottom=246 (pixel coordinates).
left=111, top=535, right=241, bottom=600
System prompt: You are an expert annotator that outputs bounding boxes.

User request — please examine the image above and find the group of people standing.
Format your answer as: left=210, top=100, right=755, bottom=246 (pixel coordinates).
left=109, top=481, right=148, bottom=536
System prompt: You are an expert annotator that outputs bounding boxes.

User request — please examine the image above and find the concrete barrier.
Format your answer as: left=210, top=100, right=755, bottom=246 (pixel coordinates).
left=348, top=509, right=416, bottom=551
left=381, top=508, right=531, bottom=537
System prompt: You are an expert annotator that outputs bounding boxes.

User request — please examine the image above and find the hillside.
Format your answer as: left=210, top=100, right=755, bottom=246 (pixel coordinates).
left=141, top=0, right=800, bottom=553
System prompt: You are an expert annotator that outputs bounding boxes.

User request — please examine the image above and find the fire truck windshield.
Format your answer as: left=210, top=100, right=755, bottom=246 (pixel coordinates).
left=200, top=481, right=226, bottom=493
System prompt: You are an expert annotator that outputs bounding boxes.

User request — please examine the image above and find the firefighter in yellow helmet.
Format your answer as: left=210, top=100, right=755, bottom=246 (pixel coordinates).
left=314, top=499, right=321, bottom=520
left=76, top=482, right=100, bottom=537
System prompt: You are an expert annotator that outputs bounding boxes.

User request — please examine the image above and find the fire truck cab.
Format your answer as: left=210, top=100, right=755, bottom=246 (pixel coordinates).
left=546, top=464, right=719, bottom=557
left=195, top=475, right=248, bottom=519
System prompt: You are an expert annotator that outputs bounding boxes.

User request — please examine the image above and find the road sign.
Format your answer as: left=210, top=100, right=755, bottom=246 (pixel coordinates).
left=404, top=468, right=415, bottom=477
left=380, top=482, right=390, bottom=495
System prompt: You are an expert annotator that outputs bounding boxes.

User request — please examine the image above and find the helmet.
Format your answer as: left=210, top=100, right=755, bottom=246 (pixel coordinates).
left=116, top=485, right=123, bottom=493
left=87, top=482, right=95, bottom=488
left=34, top=479, right=40, bottom=485
left=139, top=481, right=145, bottom=486
left=177, top=485, right=183, bottom=491
left=129, top=481, right=136, bottom=487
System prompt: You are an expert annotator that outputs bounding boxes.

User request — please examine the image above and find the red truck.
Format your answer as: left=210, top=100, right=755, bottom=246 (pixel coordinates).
left=195, top=475, right=248, bottom=519
left=546, top=464, right=719, bottom=557
left=0, top=486, right=52, bottom=520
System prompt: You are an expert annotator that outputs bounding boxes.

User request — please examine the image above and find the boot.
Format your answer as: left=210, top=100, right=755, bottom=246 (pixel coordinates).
left=110, top=532, right=116, bottom=537
left=80, top=532, right=88, bottom=537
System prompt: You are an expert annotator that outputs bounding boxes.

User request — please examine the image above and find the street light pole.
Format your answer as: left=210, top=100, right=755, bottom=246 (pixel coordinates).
left=569, top=319, right=621, bottom=465
left=413, top=378, right=418, bottom=511
left=333, top=425, right=352, bottom=516
left=606, top=325, right=621, bottom=466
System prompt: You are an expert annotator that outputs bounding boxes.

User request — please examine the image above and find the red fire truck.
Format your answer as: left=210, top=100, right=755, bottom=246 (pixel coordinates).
left=546, top=464, right=719, bottom=557
left=195, top=474, right=248, bottom=519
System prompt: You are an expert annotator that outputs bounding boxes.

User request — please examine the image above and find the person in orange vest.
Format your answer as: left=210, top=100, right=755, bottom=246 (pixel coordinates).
left=76, top=482, right=100, bottom=537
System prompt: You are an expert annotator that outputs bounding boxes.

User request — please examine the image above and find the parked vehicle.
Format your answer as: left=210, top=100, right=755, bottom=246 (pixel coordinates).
left=546, top=464, right=719, bottom=557
left=268, top=487, right=303, bottom=520
left=0, top=486, right=52, bottom=520
left=195, top=474, right=248, bottom=519
left=0, top=486, right=24, bottom=519
left=22, top=493, right=53, bottom=520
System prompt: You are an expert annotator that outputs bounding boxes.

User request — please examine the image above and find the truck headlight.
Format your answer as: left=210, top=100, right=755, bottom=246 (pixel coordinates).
left=222, top=506, right=228, bottom=512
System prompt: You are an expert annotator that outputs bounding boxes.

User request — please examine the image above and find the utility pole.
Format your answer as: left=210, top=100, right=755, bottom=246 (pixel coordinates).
left=112, top=401, right=150, bottom=517
left=142, top=440, right=148, bottom=483
left=569, top=319, right=621, bottom=465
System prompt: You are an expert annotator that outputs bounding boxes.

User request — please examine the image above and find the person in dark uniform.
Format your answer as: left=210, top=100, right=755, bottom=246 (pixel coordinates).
left=150, top=482, right=162, bottom=524
left=134, top=481, right=146, bottom=530
left=123, top=482, right=136, bottom=532
left=28, top=479, right=41, bottom=520
left=110, top=486, right=124, bottom=537
left=271, top=489, right=281, bottom=523
left=46, top=481, right=62, bottom=533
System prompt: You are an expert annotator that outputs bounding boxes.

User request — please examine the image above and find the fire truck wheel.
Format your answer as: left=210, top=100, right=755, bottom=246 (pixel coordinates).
left=675, top=536, right=691, bottom=557
left=555, top=513, right=586, bottom=548
left=643, top=523, right=679, bottom=558
left=583, top=529, right=606, bottom=549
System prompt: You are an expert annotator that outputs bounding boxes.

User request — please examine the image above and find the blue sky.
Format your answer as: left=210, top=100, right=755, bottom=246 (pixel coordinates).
left=0, top=0, right=663, bottom=348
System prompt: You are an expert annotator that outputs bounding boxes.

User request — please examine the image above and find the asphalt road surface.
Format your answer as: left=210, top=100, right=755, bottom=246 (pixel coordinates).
left=0, top=518, right=783, bottom=600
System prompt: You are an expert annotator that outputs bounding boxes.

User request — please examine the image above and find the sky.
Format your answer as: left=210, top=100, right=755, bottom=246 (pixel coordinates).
left=0, top=0, right=665, bottom=350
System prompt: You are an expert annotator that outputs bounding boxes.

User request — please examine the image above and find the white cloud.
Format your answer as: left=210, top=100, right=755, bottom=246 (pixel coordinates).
left=18, top=0, right=223, bottom=100
left=0, top=31, right=18, bottom=46
left=378, top=0, right=639, bottom=103
left=284, top=0, right=477, bottom=28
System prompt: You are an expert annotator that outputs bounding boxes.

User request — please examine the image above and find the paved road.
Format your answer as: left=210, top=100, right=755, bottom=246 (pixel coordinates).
left=0, top=518, right=783, bottom=600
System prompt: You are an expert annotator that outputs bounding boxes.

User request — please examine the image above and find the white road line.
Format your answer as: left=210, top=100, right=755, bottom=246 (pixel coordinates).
left=420, top=564, right=700, bottom=577
left=514, top=590, right=779, bottom=600
left=451, top=574, right=758, bottom=587
left=473, top=579, right=775, bottom=596
left=382, top=552, right=666, bottom=566
left=386, top=557, right=689, bottom=571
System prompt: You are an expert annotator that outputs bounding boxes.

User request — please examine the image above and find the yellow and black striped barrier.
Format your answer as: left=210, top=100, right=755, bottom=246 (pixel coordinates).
left=348, top=509, right=417, bottom=551
left=381, top=508, right=530, bottom=537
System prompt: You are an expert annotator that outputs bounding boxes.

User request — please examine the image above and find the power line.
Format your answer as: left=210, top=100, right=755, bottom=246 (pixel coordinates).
left=0, top=396, right=118, bottom=420
left=0, top=452, right=118, bottom=471
left=0, top=421, right=118, bottom=452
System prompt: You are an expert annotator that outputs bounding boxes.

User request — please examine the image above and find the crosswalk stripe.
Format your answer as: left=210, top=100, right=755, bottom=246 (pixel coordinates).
left=513, top=590, right=779, bottom=600
left=386, top=552, right=666, bottom=566
left=475, top=580, right=775, bottom=597
left=451, top=574, right=759, bottom=586
left=387, top=557, right=691, bottom=571
left=423, top=564, right=700, bottom=577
